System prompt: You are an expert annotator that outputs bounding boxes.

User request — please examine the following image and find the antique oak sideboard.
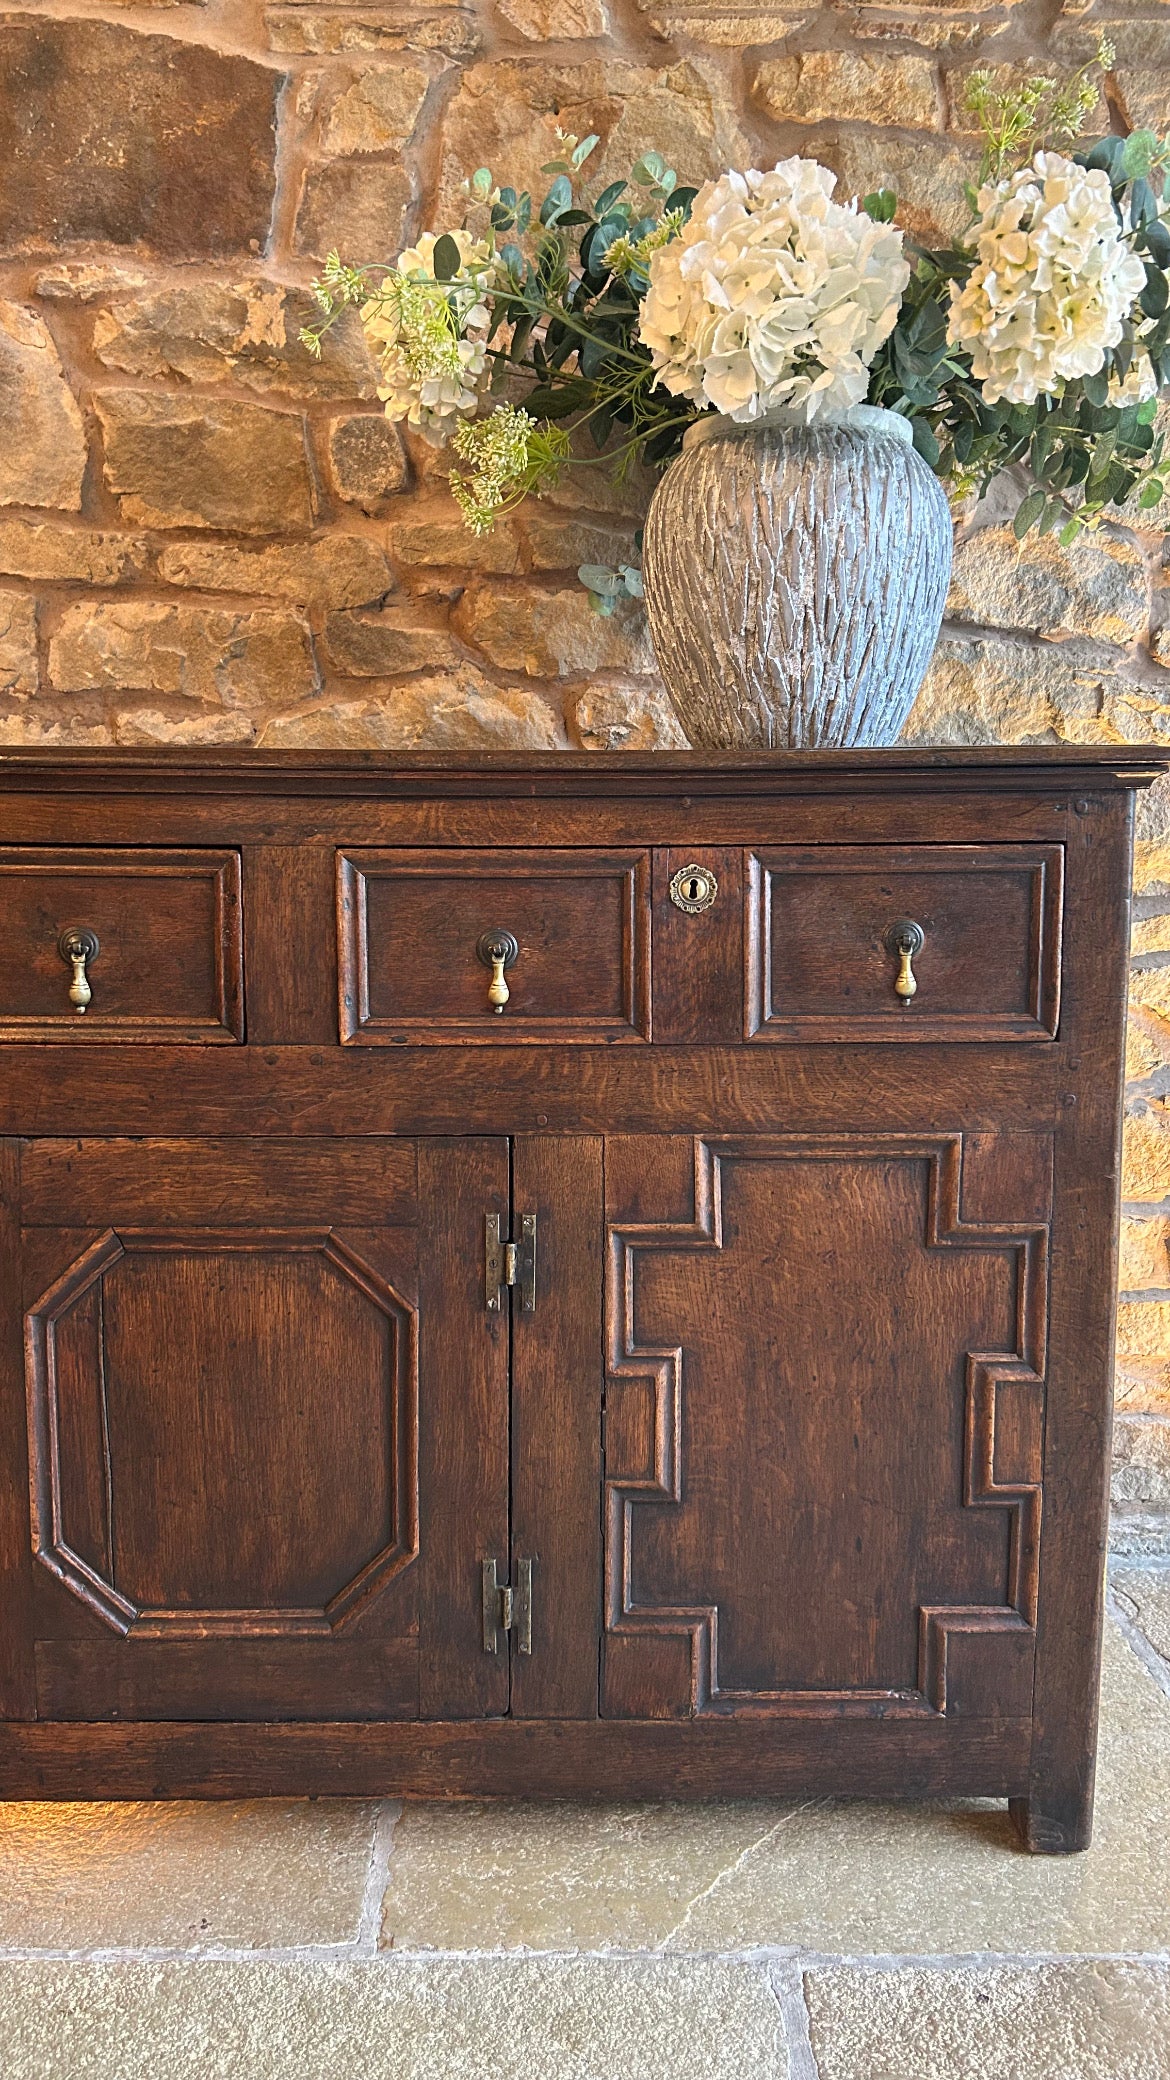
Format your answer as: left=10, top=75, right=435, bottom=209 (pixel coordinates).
left=0, top=745, right=1162, bottom=1852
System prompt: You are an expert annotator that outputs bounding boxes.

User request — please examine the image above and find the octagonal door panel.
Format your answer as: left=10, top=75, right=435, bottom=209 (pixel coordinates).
left=17, top=1137, right=510, bottom=1722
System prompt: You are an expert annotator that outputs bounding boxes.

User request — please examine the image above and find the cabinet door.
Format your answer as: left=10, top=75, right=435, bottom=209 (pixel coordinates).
left=11, top=1136, right=509, bottom=1722
left=602, top=1132, right=1050, bottom=1727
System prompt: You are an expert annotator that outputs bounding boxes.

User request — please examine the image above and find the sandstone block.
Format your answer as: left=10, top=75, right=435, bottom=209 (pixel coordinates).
left=524, top=514, right=640, bottom=571
left=436, top=59, right=751, bottom=227
left=1115, top=1355, right=1170, bottom=1415
left=948, top=526, right=1148, bottom=647
left=1123, top=1103, right=1170, bottom=1201
left=388, top=508, right=523, bottom=573
left=0, top=18, right=280, bottom=258
left=1119, top=1215, right=1170, bottom=1294
left=452, top=582, right=655, bottom=676
left=1112, top=1418, right=1170, bottom=1512
left=1127, top=1002, right=1170, bottom=1083
left=326, top=415, right=409, bottom=508
left=904, top=633, right=1119, bottom=746
left=570, top=680, right=687, bottom=749
left=294, top=159, right=414, bottom=261
left=1052, top=13, right=1170, bottom=69
left=322, top=602, right=465, bottom=673
left=267, top=9, right=484, bottom=59
left=49, top=601, right=317, bottom=711
left=0, top=591, right=37, bottom=696
left=319, top=61, right=432, bottom=152
left=636, top=5, right=813, bottom=44
left=260, top=671, right=565, bottom=746
left=752, top=51, right=940, bottom=130
left=157, top=536, right=393, bottom=609
left=113, top=708, right=257, bottom=746
left=0, top=520, right=146, bottom=587
left=850, top=8, right=1007, bottom=50
left=93, top=283, right=377, bottom=400
left=497, top=0, right=609, bottom=37
left=96, top=394, right=314, bottom=534
left=0, top=303, right=87, bottom=512
left=1116, top=1301, right=1170, bottom=1373
left=1118, top=69, right=1170, bottom=134
left=812, top=130, right=970, bottom=238
left=0, top=706, right=112, bottom=747
left=34, top=262, right=150, bottom=302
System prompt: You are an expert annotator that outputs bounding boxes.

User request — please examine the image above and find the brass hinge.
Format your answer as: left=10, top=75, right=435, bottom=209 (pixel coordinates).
left=485, top=1211, right=537, bottom=1313
left=481, top=1556, right=534, bottom=1655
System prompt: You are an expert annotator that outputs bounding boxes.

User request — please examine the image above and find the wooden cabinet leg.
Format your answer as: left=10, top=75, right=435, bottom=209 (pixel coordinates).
left=1009, top=1789, right=1094, bottom=1855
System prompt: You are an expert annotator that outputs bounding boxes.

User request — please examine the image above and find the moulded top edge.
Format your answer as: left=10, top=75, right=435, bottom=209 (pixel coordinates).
left=0, top=745, right=1165, bottom=798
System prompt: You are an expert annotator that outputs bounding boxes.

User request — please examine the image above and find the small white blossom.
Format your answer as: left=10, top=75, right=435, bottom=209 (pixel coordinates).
left=1107, top=354, right=1158, bottom=405
left=947, top=151, right=1147, bottom=405
left=361, top=230, right=494, bottom=438
left=637, top=158, right=910, bottom=424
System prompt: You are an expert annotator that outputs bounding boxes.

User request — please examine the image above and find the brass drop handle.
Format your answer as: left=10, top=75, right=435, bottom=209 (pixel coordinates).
left=58, top=927, right=100, bottom=1015
left=476, top=929, right=519, bottom=1015
left=886, top=919, right=924, bottom=1004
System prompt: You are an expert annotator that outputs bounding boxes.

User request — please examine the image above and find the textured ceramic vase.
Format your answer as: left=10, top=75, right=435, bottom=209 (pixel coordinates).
left=641, top=402, right=953, bottom=750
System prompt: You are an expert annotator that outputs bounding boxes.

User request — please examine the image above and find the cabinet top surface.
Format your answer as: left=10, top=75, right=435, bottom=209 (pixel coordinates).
left=0, top=744, right=1165, bottom=799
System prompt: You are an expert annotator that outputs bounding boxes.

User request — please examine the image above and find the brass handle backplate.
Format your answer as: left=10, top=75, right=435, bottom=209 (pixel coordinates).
left=476, top=929, right=519, bottom=1014
left=58, top=927, right=100, bottom=1015
left=885, top=919, right=924, bottom=1003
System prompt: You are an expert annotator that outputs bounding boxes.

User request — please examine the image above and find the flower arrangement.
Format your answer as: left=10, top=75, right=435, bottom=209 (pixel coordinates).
left=303, top=46, right=1170, bottom=593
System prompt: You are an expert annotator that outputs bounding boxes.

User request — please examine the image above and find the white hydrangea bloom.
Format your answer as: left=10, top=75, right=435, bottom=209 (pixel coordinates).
left=637, top=158, right=910, bottom=424
left=947, top=152, right=1147, bottom=406
left=361, top=230, right=494, bottom=438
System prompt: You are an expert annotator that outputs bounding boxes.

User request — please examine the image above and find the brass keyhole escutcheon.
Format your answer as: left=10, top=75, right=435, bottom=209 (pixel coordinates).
left=669, top=863, right=719, bottom=915
left=476, top=929, right=519, bottom=1014
left=885, top=919, right=924, bottom=1004
left=58, top=927, right=100, bottom=1015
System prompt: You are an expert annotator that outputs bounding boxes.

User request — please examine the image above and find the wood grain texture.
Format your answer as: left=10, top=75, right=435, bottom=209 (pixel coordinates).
left=510, top=1136, right=603, bottom=1720
left=0, top=847, right=242, bottom=1042
left=1015, top=793, right=1136, bottom=1851
left=746, top=844, right=1063, bottom=1042
left=338, top=848, right=651, bottom=1045
left=0, top=749, right=1158, bottom=1831
left=603, top=1133, right=1049, bottom=1722
left=417, top=1138, right=510, bottom=1719
left=0, top=1713, right=1032, bottom=1801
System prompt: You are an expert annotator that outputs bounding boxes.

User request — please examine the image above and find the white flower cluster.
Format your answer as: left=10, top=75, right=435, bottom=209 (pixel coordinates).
left=361, top=231, right=494, bottom=438
left=948, top=152, right=1147, bottom=406
left=638, top=158, right=910, bottom=424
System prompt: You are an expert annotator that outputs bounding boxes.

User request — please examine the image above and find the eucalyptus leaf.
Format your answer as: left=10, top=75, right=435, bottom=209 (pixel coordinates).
left=1122, top=129, right=1157, bottom=180
left=431, top=233, right=461, bottom=282
left=540, top=175, right=573, bottom=226
left=1013, top=487, right=1046, bottom=537
left=578, top=564, right=624, bottom=595
left=592, top=180, right=628, bottom=216
left=862, top=188, right=897, bottom=223
left=572, top=133, right=600, bottom=168
left=1140, top=478, right=1165, bottom=508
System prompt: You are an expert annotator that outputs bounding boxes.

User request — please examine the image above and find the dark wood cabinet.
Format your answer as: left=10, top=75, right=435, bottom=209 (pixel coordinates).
left=0, top=746, right=1162, bottom=1853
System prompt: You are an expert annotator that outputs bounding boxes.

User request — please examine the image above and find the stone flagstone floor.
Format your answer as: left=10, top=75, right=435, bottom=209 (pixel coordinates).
left=1, top=1566, right=1168, bottom=2078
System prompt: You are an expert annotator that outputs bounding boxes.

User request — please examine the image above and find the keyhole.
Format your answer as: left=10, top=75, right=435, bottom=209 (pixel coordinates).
left=683, top=876, right=701, bottom=902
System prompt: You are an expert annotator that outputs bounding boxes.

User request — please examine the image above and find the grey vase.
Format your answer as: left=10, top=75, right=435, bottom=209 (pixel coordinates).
left=642, top=403, right=953, bottom=750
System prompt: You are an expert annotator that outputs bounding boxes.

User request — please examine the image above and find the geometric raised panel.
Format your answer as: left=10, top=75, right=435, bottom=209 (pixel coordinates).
left=26, top=1230, right=418, bottom=1639
left=604, top=1133, right=1049, bottom=1720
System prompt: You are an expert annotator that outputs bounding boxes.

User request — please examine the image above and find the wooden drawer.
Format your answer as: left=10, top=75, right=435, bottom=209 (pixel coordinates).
left=337, top=847, right=651, bottom=1044
left=746, top=844, right=1063, bottom=1042
left=0, top=849, right=243, bottom=1042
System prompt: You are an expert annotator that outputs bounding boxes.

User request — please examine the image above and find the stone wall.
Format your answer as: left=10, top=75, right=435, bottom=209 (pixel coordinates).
left=1, top=0, right=1169, bottom=1536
